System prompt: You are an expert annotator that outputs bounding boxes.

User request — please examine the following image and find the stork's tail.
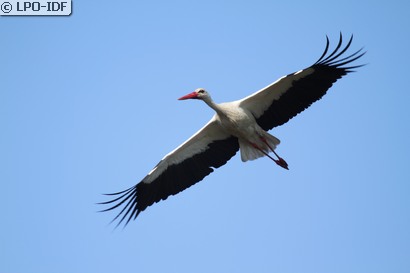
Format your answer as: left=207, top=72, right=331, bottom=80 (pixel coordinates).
left=239, top=132, right=280, bottom=162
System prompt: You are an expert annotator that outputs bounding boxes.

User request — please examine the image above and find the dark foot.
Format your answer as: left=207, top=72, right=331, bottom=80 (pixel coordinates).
left=274, top=157, right=289, bottom=170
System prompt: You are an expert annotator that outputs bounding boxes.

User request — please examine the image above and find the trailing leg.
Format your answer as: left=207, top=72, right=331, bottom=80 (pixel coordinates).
left=251, top=141, right=289, bottom=170
left=259, top=136, right=289, bottom=170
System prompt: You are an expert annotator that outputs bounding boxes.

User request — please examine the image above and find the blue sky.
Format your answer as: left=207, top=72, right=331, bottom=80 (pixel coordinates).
left=1, top=1, right=410, bottom=272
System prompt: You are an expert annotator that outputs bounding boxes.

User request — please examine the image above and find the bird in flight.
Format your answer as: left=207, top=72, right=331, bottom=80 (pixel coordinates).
left=100, top=33, right=365, bottom=227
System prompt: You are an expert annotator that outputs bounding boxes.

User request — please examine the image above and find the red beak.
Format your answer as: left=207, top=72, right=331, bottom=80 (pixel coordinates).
left=178, top=92, right=198, bottom=100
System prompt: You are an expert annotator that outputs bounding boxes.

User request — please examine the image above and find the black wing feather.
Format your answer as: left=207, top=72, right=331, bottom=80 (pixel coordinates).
left=256, top=33, right=365, bottom=131
left=257, top=35, right=366, bottom=130
left=100, top=136, right=239, bottom=227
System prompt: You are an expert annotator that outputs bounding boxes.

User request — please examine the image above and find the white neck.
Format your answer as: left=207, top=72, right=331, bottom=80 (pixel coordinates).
left=202, top=96, right=222, bottom=113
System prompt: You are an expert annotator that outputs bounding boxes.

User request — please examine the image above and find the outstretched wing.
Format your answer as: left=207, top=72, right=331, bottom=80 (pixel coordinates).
left=100, top=117, right=239, bottom=226
left=239, top=33, right=365, bottom=131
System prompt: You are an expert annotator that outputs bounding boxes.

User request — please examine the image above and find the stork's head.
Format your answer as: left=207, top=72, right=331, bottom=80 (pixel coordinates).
left=178, top=88, right=210, bottom=101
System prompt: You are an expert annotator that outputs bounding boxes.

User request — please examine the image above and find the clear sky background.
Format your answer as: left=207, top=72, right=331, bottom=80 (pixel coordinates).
left=2, top=1, right=410, bottom=272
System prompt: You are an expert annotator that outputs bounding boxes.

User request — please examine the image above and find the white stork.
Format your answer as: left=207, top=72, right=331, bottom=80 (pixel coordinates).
left=100, top=33, right=365, bottom=226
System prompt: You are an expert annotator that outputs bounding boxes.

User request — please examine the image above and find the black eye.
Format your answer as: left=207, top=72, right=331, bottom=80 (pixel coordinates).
left=198, top=90, right=205, bottom=94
